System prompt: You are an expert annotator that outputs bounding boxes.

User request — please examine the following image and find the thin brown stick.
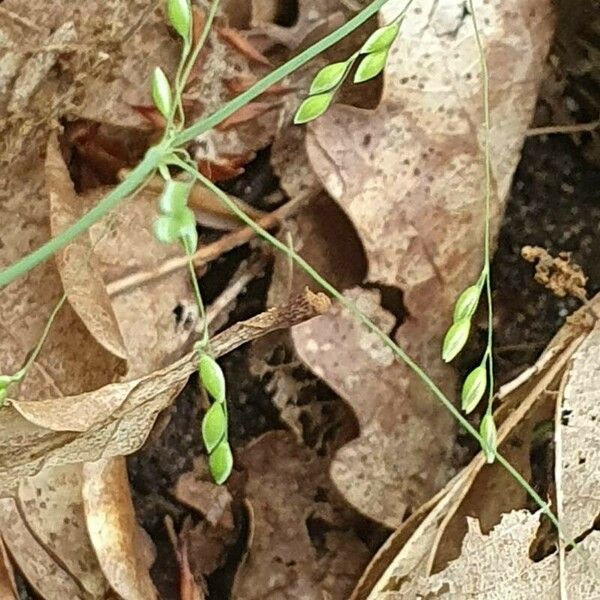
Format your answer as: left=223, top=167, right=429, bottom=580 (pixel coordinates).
left=526, top=120, right=599, bottom=137
left=107, top=190, right=317, bottom=296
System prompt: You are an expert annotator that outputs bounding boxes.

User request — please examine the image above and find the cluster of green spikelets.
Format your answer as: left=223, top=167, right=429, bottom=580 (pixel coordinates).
left=442, top=279, right=497, bottom=462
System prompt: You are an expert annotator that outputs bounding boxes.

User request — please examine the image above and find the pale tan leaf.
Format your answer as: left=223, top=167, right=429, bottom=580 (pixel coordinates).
left=83, top=458, right=157, bottom=600
left=0, top=498, right=85, bottom=598
left=46, top=133, right=128, bottom=361
left=16, top=464, right=109, bottom=597
left=293, top=287, right=456, bottom=526
left=0, top=537, right=18, bottom=600
left=0, top=290, right=330, bottom=495
left=558, top=326, right=600, bottom=535
left=415, top=512, right=600, bottom=599
left=292, top=0, right=555, bottom=526
left=232, top=431, right=370, bottom=600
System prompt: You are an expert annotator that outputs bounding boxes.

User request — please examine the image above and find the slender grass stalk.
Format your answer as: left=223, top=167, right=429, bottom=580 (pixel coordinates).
left=177, top=160, right=581, bottom=556
left=0, top=0, right=392, bottom=290
left=467, top=0, right=495, bottom=415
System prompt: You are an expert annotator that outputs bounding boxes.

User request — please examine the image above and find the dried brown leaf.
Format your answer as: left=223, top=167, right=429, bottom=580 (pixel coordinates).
left=292, top=0, right=555, bottom=526
left=232, top=431, right=370, bottom=600
left=83, top=458, right=157, bottom=600
left=0, top=537, right=18, bottom=600
left=46, top=133, right=129, bottom=361
left=217, top=27, right=272, bottom=66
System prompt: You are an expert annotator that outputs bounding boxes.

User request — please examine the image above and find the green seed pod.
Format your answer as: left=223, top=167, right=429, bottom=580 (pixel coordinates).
left=0, top=374, right=14, bottom=387
left=159, top=180, right=192, bottom=215
left=167, top=0, right=191, bottom=41
left=453, top=285, right=481, bottom=321
left=0, top=388, right=6, bottom=406
left=461, top=365, right=487, bottom=414
left=442, top=318, right=471, bottom=363
left=360, top=22, right=400, bottom=54
left=480, top=413, right=497, bottom=464
left=199, top=354, right=226, bottom=403
left=151, top=67, right=173, bottom=119
left=354, top=49, right=388, bottom=83
left=310, top=61, right=348, bottom=95
left=173, top=206, right=197, bottom=254
left=209, top=440, right=233, bottom=485
left=202, top=403, right=227, bottom=453
left=153, top=215, right=179, bottom=244
left=294, top=92, right=334, bottom=125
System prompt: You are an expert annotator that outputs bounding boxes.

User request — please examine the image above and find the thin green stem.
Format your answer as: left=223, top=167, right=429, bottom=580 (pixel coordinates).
left=0, top=142, right=167, bottom=288
left=467, top=0, right=495, bottom=413
left=0, top=0, right=392, bottom=290
left=181, top=163, right=582, bottom=555
left=172, top=0, right=397, bottom=146
left=170, top=39, right=191, bottom=128
left=14, top=292, right=67, bottom=385
left=187, top=254, right=209, bottom=348
left=178, top=0, right=221, bottom=108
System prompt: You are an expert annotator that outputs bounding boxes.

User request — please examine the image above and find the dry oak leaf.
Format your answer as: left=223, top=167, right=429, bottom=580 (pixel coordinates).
left=293, top=0, right=555, bottom=526
left=232, top=431, right=370, bottom=600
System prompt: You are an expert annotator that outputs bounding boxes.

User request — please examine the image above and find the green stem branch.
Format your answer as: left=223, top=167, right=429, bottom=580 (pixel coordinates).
left=0, top=0, right=392, bottom=290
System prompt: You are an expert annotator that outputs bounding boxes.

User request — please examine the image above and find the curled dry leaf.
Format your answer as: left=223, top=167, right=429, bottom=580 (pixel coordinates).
left=83, top=459, right=157, bottom=600
left=0, top=128, right=123, bottom=599
left=232, top=431, right=370, bottom=600
left=292, top=0, right=555, bottom=526
left=46, top=133, right=129, bottom=361
left=0, top=290, right=330, bottom=494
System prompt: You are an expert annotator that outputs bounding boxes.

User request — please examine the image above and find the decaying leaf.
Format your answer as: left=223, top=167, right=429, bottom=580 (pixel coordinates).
left=232, top=431, right=371, bottom=600
left=422, top=511, right=598, bottom=598
left=290, top=0, right=555, bottom=526
left=0, top=537, right=17, bottom=600
left=83, top=458, right=158, bottom=600
left=46, top=133, right=129, bottom=361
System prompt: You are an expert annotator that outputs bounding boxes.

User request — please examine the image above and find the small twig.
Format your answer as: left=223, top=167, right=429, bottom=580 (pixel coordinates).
left=107, top=190, right=316, bottom=296
left=211, top=288, right=330, bottom=358
left=205, top=254, right=267, bottom=333
left=526, top=120, right=599, bottom=137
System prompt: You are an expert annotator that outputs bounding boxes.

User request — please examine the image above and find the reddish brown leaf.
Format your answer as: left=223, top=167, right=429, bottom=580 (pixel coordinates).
left=215, top=101, right=276, bottom=131
left=130, top=104, right=166, bottom=129
left=225, top=75, right=292, bottom=97
left=217, top=26, right=272, bottom=66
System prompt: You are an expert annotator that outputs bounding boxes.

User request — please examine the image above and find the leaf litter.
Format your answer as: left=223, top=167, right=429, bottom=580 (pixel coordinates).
left=1, top=0, right=599, bottom=598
